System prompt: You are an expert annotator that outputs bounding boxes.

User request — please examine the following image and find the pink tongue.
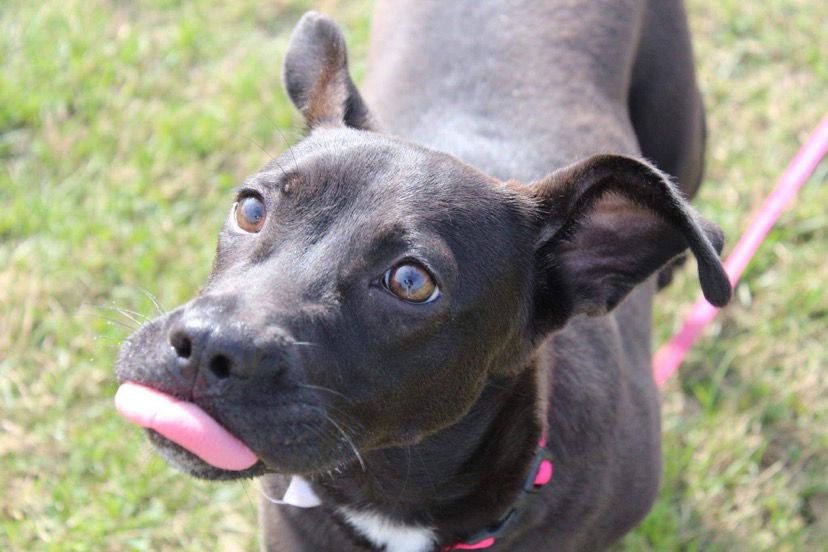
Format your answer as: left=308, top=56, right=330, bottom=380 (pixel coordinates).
left=114, top=382, right=258, bottom=471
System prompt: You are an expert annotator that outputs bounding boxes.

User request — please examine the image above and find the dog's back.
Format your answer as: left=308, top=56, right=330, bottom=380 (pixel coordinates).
left=366, top=0, right=704, bottom=192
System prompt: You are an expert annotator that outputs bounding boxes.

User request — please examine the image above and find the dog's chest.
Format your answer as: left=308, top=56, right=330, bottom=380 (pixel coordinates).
left=340, top=507, right=436, bottom=552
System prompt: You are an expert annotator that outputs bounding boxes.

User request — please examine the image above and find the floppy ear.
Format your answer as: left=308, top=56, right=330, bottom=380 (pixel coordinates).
left=527, top=154, right=731, bottom=334
left=282, top=11, right=375, bottom=130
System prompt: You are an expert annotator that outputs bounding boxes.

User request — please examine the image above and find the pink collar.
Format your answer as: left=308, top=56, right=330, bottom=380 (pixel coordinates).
left=442, top=439, right=553, bottom=550
left=261, top=438, right=553, bottom=551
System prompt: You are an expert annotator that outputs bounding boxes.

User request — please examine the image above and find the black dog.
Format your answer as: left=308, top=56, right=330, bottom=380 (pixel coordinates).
left=115, top=2, right=730, bottom=550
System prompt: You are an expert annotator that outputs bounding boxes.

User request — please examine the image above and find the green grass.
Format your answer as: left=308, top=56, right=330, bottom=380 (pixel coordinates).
left=1, top=0, right=825, bottom=550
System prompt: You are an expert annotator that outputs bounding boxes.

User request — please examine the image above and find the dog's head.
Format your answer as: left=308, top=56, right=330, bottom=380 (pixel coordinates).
left=115, top=12, right=730, bottom=480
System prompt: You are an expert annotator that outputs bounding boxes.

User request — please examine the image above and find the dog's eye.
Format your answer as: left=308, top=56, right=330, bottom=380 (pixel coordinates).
left=383, top=262, right=440, bottom=303
left=235, top=196, right=266, bottom=233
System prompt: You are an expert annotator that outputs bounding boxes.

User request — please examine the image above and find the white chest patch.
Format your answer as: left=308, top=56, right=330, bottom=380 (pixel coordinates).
left=340, top=507, right=437, bottom=552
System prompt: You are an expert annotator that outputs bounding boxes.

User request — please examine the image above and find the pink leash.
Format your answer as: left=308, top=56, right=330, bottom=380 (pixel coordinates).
left=653, top=113, right=828, bottom=387
left=447, top=117, right=828, bottom=547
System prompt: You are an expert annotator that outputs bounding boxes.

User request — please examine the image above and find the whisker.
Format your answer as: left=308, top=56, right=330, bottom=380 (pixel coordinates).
left=235, top=130, right=276, bottom=162
left=104, top=319, right=136, bottom=331
left=92, top=335, right=122, bottom=351
left=93, top=334, right=123, bottom=342
left=298, top=383, right=354, bottom=404
left=80, top=311, right=138, bottom=331
left=274, top=124, right=300, bottom=173
left=257, top=109, right=300, bottom=174
left=235, top=131, right=292, bottom=180
left=96, top=304, right=150, bottom=326
left=316, top=425, right=347, bottom=464
left=412, top=445, right=439, bottom=494
left=322, top=404, right=365, bottom=435
left=389, top=444, right=414, bottom=514
left=325, top=414, right=366, bottom=472
left=137, top=287, right=166, bottom=315
left=239, top=479, right=257, bottom=518
left=308, top=424, right=390, bottom=492
left=227, top=125, right=289, bottom=181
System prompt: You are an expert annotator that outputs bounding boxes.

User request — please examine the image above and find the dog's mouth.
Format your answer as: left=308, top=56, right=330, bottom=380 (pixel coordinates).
left=145, top=429, right=268, bottom=480
left=115, top=382, right=265, bottom=476
left=115, top=381, right=362, bottom=479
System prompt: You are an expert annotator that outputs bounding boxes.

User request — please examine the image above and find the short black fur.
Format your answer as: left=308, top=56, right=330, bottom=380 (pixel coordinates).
left=116, top=3, right=730, bottom=551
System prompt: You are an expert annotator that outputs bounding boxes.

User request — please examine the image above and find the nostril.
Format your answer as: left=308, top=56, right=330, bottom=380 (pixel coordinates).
left=170, top=331, right=192, bottom=359
left=208, top=355, right=232, bottom=379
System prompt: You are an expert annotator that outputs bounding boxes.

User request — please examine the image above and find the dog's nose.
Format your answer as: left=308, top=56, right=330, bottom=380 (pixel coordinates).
left=168, top=317, right=257, bottom=382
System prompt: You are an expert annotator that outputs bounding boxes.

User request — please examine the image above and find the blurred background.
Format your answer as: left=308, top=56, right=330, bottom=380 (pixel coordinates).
left=1, top=0, right=825, bottom=550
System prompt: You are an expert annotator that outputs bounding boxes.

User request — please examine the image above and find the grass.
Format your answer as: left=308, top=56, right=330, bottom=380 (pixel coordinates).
left=1, top=0, right=825, bottom=550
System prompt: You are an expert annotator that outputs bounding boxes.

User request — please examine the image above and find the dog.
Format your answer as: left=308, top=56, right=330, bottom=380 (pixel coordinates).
left=114, top=2, right=731, bottom=550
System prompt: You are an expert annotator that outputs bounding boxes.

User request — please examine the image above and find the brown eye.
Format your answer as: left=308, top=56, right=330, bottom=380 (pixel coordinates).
left=384, top=262, right=440, bottom=303
left=235, top=196, right=266, bottom=233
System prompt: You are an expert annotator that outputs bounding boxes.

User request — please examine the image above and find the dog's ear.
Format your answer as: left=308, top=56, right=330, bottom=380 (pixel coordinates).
left=525, top=154, right=731, bottom=334
left=282, top=11, right=375, bottom=131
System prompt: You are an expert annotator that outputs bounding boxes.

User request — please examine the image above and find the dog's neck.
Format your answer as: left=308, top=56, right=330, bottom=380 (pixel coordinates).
left=311, top=360, right=547, bottom=549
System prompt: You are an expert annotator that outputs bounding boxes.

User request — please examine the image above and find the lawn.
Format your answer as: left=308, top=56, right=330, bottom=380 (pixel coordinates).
left=1, top=0, right=825, bottom=550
